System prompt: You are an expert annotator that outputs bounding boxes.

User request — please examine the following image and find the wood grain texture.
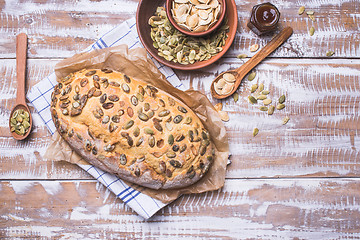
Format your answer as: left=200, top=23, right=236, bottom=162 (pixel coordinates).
left=1, top=0, right=359, bottom=238
left=0, top=0, right=359, bottom=58
left=1, top=179, right=359, bottom=239
left=183, top=58, right=360, bottom=179
left=1, top=58, right=358, bottom=180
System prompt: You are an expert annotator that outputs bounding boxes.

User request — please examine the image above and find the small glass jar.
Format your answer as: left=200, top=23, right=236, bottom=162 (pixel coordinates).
left=247, top=2, right=280, bottom=35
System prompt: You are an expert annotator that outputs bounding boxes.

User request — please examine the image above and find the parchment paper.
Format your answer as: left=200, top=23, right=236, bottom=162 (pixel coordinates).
left=44, top=44, right=229, bottom=203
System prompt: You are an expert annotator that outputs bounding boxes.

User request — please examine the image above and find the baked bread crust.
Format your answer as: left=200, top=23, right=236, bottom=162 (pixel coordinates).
left=50, top=69, right=214, bottom=189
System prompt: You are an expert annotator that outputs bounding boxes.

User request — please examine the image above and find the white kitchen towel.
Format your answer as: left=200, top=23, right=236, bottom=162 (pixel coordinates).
left=27, top=18, right=186, bottom=219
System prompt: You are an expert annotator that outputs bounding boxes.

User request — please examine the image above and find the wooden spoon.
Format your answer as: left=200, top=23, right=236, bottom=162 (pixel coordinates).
left=210, top=27, right=293, bottom=99
left=9, top=33, right=33, bottom=140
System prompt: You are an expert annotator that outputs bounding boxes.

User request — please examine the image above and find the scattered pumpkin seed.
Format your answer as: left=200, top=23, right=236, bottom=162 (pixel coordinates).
left=298, top=6, right=305, bottom=15
left=309, top=26, right=315, bottom=36
left=259, top=83, right=264, bottom=92
left=237, top=54, right=248, bottom=59
left=233, top=92, right=239, bottom=103
left=268, top=105, right=275, bottom=115
left=326, top=51, right=335, bottom=57
left=263, top=98, right=272, bottom=105
left=253, top=128, right=259, bottom=137
left=282, top=116, right=290, bottom=125
left=276, top=103, right=285, bottom=110
left=251, top=84, right=258, bottom=93
left=247, top=71, right=256, bottom=81
left=248, top=95, right=257, bottom=104
left=259, top=106, right=268, bottom=111
left=278, top=95, right=286, bottom=104
left=261, top=90, right=270, bottom=95
left=257, top=95, right=267, bottom=100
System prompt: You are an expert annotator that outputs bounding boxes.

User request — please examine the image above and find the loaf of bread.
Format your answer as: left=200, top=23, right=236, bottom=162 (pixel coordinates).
left=50, top=69, right=214, bottom=189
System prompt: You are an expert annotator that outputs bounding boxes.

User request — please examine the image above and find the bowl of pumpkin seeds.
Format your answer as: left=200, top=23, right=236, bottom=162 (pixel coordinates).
left=136, top=0, right=238, bottom=70
left=166, top=0, right=226, bottom=37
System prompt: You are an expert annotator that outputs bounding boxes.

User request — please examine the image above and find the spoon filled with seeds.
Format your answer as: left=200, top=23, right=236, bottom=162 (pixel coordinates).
left=9, top=33, right=33, bottom=140
left=211, top=27, right=293, bottom=99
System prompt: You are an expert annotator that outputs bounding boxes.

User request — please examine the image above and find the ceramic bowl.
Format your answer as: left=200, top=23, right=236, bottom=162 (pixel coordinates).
left=165, top=0, right=226, bottom=37
left=136, top=0, right=237, bottom=70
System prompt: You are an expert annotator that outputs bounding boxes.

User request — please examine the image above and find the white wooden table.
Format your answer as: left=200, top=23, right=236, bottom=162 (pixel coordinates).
left=1, top=0, right=359, bottom=238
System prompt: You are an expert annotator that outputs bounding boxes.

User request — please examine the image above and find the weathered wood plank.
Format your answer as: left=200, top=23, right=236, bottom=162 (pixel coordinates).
left=0, top=179, right=359, bottom=239
left=0, top=59, right=89, bottom=179
left=184, top=58, right=360, bottom=178
left=0, top=0, right=359, bottom=58
left=0, top=58, right=359, bottom=179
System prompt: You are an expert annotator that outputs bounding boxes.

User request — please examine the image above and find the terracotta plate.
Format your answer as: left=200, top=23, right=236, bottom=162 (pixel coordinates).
left=136, top=0, right=238, bottom=70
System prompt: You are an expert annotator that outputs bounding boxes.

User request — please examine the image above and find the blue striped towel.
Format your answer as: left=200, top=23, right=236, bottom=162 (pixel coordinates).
left=27, top=18, right=185, bottom=219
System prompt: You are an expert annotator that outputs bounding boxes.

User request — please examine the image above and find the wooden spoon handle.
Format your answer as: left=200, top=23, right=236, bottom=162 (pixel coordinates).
left=235, top=27, right=293, bottom=79
left=16, top=33, right=28, bottom=105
